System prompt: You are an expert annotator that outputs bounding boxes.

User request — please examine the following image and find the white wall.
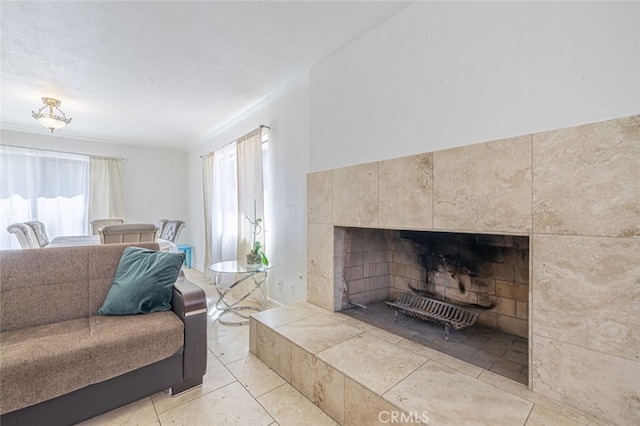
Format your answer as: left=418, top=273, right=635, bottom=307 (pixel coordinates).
left=1, top=129, right=188, bottom=242
left=310, top=1, right=640, bottom=171
left=186, top=77, right=309, bottom=305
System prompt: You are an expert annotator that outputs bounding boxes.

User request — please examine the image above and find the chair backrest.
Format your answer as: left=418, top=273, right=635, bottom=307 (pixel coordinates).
left=90, top=218, right=125, bottom=235
left=23, top=221, right=49, bottom=247
left=156, top=219, right=168, bottom=238
left=99, top=223, right=158, bottom=244
left=6, top=223, right=40, bottom=249
left=159, top=220, right=185, bottom=243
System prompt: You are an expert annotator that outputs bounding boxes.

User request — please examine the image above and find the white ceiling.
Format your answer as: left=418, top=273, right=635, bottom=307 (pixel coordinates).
left=1, top=1, right=410, bottom=150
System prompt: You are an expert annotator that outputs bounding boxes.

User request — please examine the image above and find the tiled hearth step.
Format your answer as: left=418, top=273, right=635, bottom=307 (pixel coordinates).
left=249, top=303, right=606, bottom=426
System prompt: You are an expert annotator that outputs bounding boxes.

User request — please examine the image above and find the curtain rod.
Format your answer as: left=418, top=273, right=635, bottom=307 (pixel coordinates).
left=90, top=154, right=127, bottom=161
left=0, top=144, right=126, bottom=161
left=201, top=125, right=270, bottom=158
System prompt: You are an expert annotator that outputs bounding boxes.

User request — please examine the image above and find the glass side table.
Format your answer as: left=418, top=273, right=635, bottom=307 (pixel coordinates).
left=209, top=260, right=272, bottom=326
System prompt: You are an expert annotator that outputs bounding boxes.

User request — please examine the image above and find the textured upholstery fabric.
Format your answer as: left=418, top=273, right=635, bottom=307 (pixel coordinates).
left=87, top=313, right=183, bottom=384
left=0, top=243, right=159, bottom=331
left=99, top=247, right=185, bottom=315
left=6, top=223, right=40, bottom=248
left=159, top=220, right=185, bottom=243
left=90, top=218, right=125, bottom=235
left=0, top=318, right=92, bottom=415
left=0, top=313, right=183, bottom=414
left=156, top=219, right=168, bottom=238
left=0, top=242, right=190, bottom=415
left=99, top=223, right=158, bottom=244
left=0, top=246, right=92, bottom=331
left=24, top=221, right=49, bottom=247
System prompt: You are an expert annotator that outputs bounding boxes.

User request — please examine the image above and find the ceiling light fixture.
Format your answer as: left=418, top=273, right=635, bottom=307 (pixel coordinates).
left=31, top=97, right=72, bottom=133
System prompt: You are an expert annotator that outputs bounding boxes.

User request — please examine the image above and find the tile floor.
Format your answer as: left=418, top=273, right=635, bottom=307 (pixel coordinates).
left=79, top=268, right=337, bottom=426
left=80, top=268, right=606, bottom=426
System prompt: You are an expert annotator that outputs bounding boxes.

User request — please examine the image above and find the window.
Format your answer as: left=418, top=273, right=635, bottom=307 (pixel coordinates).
left=0, top=145, right=89, bottom=249
left=202, top=127, right=268, bottom=269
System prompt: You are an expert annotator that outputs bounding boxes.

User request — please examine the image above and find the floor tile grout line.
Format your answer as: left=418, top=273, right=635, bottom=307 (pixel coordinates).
left=253, top=382, right=287, bottom=422
left=523, top=404, right=535, bottom=426
left=243, top=368, right=336, bottom=425
left=157, top=341, right=296, bottom=424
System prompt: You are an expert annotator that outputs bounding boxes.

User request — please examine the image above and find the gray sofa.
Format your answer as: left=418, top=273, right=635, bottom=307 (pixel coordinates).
left=0, top=242, right=207, bottom=425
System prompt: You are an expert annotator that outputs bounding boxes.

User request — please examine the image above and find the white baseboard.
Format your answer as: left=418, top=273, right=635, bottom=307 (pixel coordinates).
left=266, top=297, right=285, bottom=309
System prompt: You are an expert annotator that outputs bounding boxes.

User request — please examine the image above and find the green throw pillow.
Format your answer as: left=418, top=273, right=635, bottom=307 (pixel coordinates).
left=99, top=246, right=185, bottom=315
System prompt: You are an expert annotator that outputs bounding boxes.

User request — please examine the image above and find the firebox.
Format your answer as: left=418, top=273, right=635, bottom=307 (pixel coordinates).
left=335, top=226, right=529, bottom=384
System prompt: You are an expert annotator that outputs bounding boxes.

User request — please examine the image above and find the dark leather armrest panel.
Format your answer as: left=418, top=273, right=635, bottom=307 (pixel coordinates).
left=170, top=271, right=207, bottom=385
left=171, top=271, right=207, bottom=318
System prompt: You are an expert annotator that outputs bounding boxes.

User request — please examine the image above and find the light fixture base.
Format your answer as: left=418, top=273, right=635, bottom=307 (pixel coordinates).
left=43, top=97, right=61, bottom=108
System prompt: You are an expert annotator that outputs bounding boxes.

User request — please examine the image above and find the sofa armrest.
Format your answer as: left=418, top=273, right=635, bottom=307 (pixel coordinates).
left=171, top=272, right=207, bottom=318
left=170, top=271, right=207, bottom=394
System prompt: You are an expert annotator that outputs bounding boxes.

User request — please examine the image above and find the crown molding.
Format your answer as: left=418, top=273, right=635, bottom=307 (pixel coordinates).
left=190, top=73, right=309, bottom=151
left=0, top=124, right=185, bottom=153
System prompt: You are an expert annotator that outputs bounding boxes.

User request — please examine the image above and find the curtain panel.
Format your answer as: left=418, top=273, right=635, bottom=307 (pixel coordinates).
left=89, top=156, right=125, bottom=224
left=237, top=128, right=264, bottom=258
left=202, top=152, right=215, bottom=270
left=202, top=127, right=265, bottom=271
left=206, top=142, right=239, bottom=267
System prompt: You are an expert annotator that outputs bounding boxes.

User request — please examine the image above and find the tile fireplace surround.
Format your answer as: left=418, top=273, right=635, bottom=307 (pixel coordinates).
left=304, top=116, right=639, bottom=425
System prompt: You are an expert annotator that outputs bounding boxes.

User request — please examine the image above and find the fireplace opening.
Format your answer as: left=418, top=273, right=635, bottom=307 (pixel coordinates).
left=335, top=227, right=529, bottom=385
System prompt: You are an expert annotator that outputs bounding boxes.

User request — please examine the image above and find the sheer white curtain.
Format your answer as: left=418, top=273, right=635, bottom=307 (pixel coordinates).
left=0, top=145, right=89, bottom=249
left=204, top=142, right=238, bottom=267
left=202, top=152, right=215, bottom=269
left=202, top=127, right=265, bottom=270
left=89, top=157, right=124, bottom=225
left=237, top=128, right=264, bottom=257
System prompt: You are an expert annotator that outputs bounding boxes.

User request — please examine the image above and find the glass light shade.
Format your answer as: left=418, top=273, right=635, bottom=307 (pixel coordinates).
left=37, top=116, right=67, bottom=131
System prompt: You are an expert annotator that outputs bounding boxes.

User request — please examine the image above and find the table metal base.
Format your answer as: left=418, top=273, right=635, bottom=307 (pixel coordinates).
left=212, top=266, right=268, bottom=326
left=215, top=305, right=262, bottom=326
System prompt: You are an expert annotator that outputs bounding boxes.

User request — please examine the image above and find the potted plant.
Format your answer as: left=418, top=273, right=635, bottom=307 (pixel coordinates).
left=246, top=201, right=269, bottom=267
left=247, top=240, right=269, bottom=266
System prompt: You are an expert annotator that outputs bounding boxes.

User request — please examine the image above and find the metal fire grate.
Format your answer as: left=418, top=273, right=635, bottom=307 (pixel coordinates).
left=386, top=293, right=479, bottom=340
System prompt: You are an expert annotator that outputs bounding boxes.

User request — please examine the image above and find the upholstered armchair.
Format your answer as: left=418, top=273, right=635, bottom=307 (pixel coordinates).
left=159, top=220, right=185, bottom=243
left=6, top=223, right=40, bottom=249
left=24, top=221, right=49, bottom=247
left=98, top=223, right=158, bottom=244
left=90, top=218, right=125, bottom=235
left=156, top=219, right=168, bottom=238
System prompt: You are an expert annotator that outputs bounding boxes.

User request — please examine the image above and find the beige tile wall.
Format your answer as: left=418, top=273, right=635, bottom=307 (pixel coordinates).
left=333, top=162, right=379, bottom=227
left=433, top=135, right=533, bottom=233
left=306, top=115, right=640, bottom=425
left=335, top=227, right=390, bottom=310
left=532, top=116, right=640, bottom=237
left=379, top=153, right=433, bottom=230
